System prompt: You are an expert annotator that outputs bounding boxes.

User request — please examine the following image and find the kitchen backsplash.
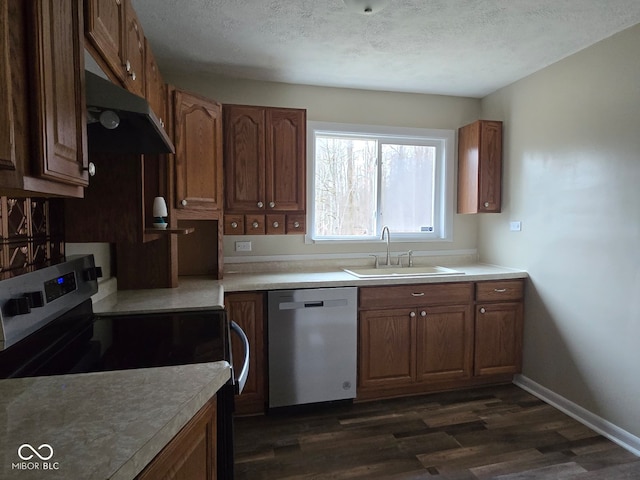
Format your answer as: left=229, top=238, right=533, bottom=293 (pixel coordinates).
left=0, top=197, right=64, bottom=279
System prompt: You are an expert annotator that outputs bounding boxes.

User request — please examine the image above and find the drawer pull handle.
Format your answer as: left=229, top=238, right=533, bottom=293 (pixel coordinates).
left=411, top=292, right=425, bottom=297
left=480, top=307, right=486, bottom=314
left=494, top=288, right=507, bottom=293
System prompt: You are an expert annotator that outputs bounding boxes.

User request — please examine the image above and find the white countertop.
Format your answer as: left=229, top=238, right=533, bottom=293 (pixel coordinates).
left=93, top=277, right=225, bottom=315
left=221, top=263, right=528, bottom=292
left=92, top=263, right=527, bottom=315
left=0, top=362, right=230, bottom=480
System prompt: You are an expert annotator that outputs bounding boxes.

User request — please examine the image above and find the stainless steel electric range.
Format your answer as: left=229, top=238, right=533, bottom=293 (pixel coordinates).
left=0, top=255, right=247, bottom=479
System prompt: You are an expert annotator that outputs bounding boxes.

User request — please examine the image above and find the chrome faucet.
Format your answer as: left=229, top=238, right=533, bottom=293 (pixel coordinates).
left=381, top=226, right=391, bottom=266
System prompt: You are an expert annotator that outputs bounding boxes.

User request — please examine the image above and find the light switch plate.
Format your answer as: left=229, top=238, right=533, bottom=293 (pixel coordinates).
left=510, top=221, right=522, bottom=232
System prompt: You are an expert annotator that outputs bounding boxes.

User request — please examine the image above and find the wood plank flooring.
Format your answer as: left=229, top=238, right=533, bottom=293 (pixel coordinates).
left=234, top=384, right=640, bottom=479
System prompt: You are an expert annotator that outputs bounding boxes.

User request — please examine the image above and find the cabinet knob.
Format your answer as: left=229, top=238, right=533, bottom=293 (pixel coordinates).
left=409, top=311, right=416, bottom=318
left=230, top=221, right=238, bottom=229
left=159, top=118, right=164, bottom=129
left=125, top=60, right=131, bottom=72
left=84, top=162, right=96, bottom=177
left=181, top=199, right=188, bottom=206
left=257, top=201, right=264, bottom=208
left=484, top=202, right=490, bottom=208
left=293, top=221, right=300, bottom=228
left=420, top=311, right=427, bottom=317
left=115, top=0, right=121, bottom=6
left=131, top=71, right=136, bottom=81
left=272, top=221, right=279, bottom=228
left=480, top=307, right=486, bottom=314
left=252, top=221, right=259, bottom=229
left=269, top=201, right=276, bottom=208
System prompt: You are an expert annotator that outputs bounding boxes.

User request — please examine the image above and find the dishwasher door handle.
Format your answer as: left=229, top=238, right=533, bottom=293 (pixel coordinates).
left=230, top=321, right=250, bottom=395
left=278, top=298, right=348, bottom=310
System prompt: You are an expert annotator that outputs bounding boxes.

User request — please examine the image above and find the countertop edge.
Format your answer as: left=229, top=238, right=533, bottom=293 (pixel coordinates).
left=110, top=361, right=231, bottom=480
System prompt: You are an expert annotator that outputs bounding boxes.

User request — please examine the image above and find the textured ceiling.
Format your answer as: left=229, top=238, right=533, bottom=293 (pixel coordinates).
left=131, top=0, right=640, bottom=98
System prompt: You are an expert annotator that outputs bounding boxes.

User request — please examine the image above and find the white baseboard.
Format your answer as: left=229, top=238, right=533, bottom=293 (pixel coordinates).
left=513, top=375, right=640, bottom=457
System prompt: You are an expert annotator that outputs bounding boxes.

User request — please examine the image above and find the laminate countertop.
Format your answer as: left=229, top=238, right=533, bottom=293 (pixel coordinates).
left=0, top=361, right=230, bottom=480
left=220, top=263, right=528, bottom=292
left=91, top=264, right=527, bottom=315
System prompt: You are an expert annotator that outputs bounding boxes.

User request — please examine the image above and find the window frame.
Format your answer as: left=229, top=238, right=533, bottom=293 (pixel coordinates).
left=306, top=121, right=455, bottom=244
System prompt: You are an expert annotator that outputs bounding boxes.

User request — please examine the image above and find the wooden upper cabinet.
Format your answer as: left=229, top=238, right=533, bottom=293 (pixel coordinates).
left=457, top=120, right=502, bottom=213
left=223, top=105, right=306, bottom=214
left=223, top=105, right=266, bottom=212
left=266, top=108, right=306, bottom=212
left=0, top=0, right=16, bottom=172
left=174, top=90, right=223, bottom=216
left=84, top=0, right=126, bottom=83
left=144, top=37, right=166, bottom=127
left=85, top=0, right=145, bottom=96
left=30, top=0, right=88, bottom=187
left=122, top=0, right=145, bottom=97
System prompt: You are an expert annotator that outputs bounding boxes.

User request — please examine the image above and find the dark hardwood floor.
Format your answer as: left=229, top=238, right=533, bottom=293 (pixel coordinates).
left=234, top=384, right=640, bottom=479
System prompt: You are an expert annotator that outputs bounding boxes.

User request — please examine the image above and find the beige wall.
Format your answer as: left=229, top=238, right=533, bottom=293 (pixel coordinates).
left=480, top=24, right=640, bottom=438
left=165, top=72, right=481, bottom=260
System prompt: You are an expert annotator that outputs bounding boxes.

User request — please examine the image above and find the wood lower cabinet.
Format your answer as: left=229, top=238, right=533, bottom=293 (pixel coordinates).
left=358, top=280, right=524, bottom=401
left=359, top=308, right=415, bottom=390
left=416, top=304, right=473, bottom=383
left=173, top=90, right=223, bottom=217
left=474, top=280, right=524, bottom=376
left=457, top=120, right=502, bottom=214
left=225, top=292, right=265, bottom=415
left=136, top=397, right=217, bottom=480
left=358, top=283, right=474, bottom=400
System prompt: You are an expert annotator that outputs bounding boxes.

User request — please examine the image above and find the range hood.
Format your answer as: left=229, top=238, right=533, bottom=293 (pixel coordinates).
left=85, top=71, right=175, bottom=154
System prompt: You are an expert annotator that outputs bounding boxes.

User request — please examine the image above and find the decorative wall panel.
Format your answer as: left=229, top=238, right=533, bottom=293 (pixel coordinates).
left=0, top=197, right=64, bottom=279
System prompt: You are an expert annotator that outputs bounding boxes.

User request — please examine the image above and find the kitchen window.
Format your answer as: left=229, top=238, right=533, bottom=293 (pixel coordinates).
left=307, top=122, right=454, bottom=242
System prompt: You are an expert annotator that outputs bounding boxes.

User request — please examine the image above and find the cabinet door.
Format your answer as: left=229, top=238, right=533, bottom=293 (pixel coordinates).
left=474, top=302, right=523, bottom=376
left=0, top=0, right=16, bottom=171
left=174, top=90, right=223, bottom=213
left=136, top=397, right=216, bottom=480
left=223, top=105, right=266, bottom=212
left=30, top=0, right=88, bottom=187
left=478, top=120, right=502, bottom=212
left=122, top=0, right=145, bottom=97
left=265, top=108, right=306, bottom=212
left=84, top=0, right=126, bottom=83
left=358, top=309, right=415, bottom=390
left=457, top=120, right=502, bottom=214
left=416, top=304, right=473, bottom=383
left=226, top=292, right=265, bottom=415
left=144, top=38, right=166, bottom=128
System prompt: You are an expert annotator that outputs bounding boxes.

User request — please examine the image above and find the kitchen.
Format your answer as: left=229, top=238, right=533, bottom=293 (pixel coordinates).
left=1, top=0, right=640, bottom=479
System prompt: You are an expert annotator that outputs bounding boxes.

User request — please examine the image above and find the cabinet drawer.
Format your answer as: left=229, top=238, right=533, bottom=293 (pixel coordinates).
left=476, top=280, right=523, bottom=302
left=360, top=282, right=473, bottom=309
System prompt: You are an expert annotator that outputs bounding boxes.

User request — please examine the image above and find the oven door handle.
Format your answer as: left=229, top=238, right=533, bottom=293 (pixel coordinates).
left=230, top=321, right=250, bottom=395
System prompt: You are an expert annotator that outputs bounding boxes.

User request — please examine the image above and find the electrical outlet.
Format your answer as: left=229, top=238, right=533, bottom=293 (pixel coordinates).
left=510, top=221, right=522, bottom=232
left=235, top=241, right=252, bottom=252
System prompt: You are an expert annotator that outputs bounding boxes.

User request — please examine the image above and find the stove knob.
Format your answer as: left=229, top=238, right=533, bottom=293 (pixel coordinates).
left=25, top=291, right=44, bottom=308
left=5, top=297, right=31, bottom=316
left=84, top=266, right=103, bottom=281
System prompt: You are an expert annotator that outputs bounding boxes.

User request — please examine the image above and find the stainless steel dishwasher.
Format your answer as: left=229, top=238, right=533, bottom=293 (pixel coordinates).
left=268, top=287, right=357, bottom=408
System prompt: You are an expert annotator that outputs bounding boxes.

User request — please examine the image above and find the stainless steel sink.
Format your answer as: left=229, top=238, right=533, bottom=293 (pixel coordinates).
left=342, top=265, right=463, bottom=278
